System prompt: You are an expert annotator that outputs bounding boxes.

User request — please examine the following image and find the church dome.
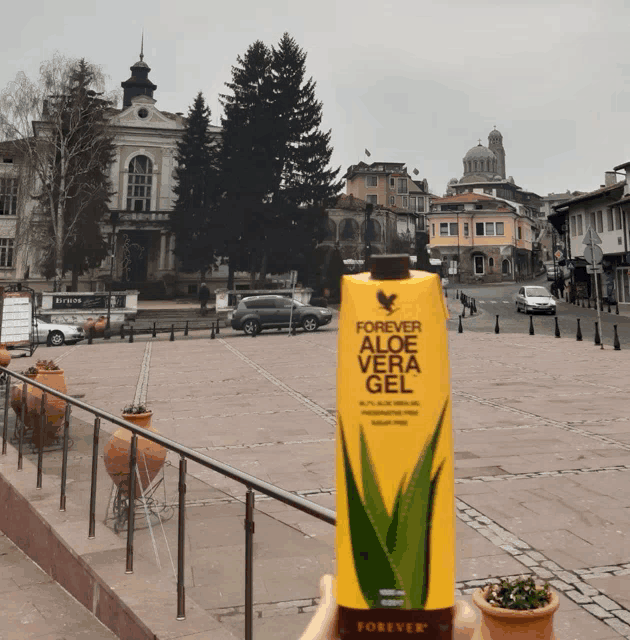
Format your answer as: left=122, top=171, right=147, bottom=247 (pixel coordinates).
left=464, top=144, right=496, bottom=161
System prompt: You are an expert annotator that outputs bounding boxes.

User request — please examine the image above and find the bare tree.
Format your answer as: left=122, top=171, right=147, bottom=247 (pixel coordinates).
left=0, top=52, right=119, bottom=291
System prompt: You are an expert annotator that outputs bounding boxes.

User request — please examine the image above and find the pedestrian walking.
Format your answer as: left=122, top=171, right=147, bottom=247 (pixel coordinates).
left=550, top=282, right=558, bottom=298
left=556, top=277, right=565, bottom=299
left=198, top=282, right=210, bottom=316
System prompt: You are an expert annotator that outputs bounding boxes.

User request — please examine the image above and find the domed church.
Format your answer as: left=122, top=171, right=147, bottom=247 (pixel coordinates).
left=459, top=128, right=505, bottom=184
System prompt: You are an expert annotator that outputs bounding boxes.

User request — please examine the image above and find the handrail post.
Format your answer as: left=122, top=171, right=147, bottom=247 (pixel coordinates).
left=244, top=487, right=255, bottom=640
left=59, top=404, right=71, bottom=511
left=18, top=382, right=26, bottom=471
left=177, top=456, right=187, bottom=620
left=88, top=417, right=100, bottom=539
left=36, top=392, right=46, bottom=489
left=2, top=374, right=10, bottom=455
left=125, top=433, right=138, bottom=574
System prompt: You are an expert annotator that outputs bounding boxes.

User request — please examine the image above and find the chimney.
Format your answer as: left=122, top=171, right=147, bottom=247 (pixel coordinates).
left=605, top=171, right=617, bottom=187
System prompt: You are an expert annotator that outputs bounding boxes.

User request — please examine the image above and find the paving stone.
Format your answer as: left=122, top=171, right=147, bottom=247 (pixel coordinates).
left=565, top=590, right=594, bottom=604
left=614, top=609, right=630, bottom=624
left=604, top=617, right=630, bottom=636
left=549, top=579, right=572, bottom=591
left=577, top=583, right=601, bottom=596
left=592, top=595, right=622, bottom=611
left=583, top=603, right=613, bottom=619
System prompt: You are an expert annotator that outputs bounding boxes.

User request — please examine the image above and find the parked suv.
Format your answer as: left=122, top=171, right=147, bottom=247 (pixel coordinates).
left=231, top=295, right=333, bottom=335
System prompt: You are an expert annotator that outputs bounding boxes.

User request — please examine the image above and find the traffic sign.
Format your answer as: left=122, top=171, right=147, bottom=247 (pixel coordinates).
left=582, top=226, right=602, bottom=245
left=584, top=245, right=604, bottom=266
left=554, top=250, right=563, bottom=260
left=586, top=265, right=603, bottom=274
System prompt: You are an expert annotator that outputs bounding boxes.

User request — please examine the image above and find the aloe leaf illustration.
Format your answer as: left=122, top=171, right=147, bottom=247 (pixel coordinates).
left=392, top=398, right=448, bottom=608
left=360, top=425, right=389, bottom=542
left=340, top=418, right=401, bottom=607
left=420, top=461, right=444, bottom=608
left=386, top=473, right=406, bottom=555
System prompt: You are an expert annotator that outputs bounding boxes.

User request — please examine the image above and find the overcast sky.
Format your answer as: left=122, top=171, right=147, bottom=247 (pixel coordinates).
left=4, top=0, right=630, bottom=198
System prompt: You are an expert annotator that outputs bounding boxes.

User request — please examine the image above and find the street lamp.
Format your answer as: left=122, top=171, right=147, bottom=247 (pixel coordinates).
left=104, top=211, right=120, bottom=339
left=364, top=203, right=373, bottom=268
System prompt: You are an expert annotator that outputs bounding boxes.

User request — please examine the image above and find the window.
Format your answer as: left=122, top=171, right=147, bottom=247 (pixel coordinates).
left=389, top=177, right=395, bottom=188
left=615, top=207, right=622, bottom=230
left=0, top=238, right=13, bottom=267
left=489, top=257, right=494, bottom=267
left=439, top=222, right=458, bottom=236
left=518, top=227, right=522, bottom=240
left=340, top=218, right=360, bottom=240
left=244, top=298, right=276, bottom=309
left=397, top=178, right=408, bottom=194
left=587, top=211, right=595, bottom=230
left=475, top=221, right=504, bottom=236
left=570, top=216, right=577, bottom=237
left=474, top=255, right=484, bottom=274
left=485, top=222, right=495, bottom=236
left=366, top=194, right=377, bottom=205
left=496, top=222, right=504, bottom=235
left=389, top=196, right=395, bottom=205
left=432, top=224, right=435, bottom=237
left=402, top=196, right=408, bottom=208
left=463, top=223, right=469, bottom=236
left=0, top=178, right=18, bottom=216
left=366, top=175, right=378, bottom=187
left=607, top=209, right=614, bottom=232
left=126, top=155, right=153, bottom=212
left=409, top=197, right=415, bottom=210
left=476, top=222, right=484, bottom=236
left=596, top=210, right=603, bottom=233
left=577, top=214, right=583, bottom=235
left=417, top=197, right=425, bottom=213
left=475, top=204, right=483, bottom=210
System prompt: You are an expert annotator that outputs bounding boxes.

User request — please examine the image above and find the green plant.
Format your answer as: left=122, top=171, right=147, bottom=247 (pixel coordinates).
left=122, top=404, right=149, bottom=415
left=339, top=398, right=447, bottom=609
left=484, top=576, right=551, bottom=610
left=36, top=360, right=60, bottom=371
left=23, top=366, right=39, bottom=375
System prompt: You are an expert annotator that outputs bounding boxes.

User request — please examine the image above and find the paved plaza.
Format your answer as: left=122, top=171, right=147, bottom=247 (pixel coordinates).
left=1, top=302, right=630, bottom=639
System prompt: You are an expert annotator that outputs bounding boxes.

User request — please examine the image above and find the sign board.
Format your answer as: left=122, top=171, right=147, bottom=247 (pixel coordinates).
left=554, top=250, right=564, bottom=260
left=289, top=270, right=298, bottom=288
left=584, top=245, right=604, bottom=266
left=0, top=293, right=32, bottom=346
left=582, top=226, right=602, bottom=245
left=586, top=265, right=604, bottom=274
left=51, top=294, right=126, bottom=310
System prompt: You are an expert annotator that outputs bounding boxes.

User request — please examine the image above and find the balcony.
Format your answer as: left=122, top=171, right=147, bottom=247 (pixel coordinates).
left=118, top=210, right=170, bottom=223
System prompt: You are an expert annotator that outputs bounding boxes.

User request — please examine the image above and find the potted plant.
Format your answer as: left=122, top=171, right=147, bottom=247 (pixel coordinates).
left=103, top=404, right=167, bottom=497
left=25, top=360, right=68, bottom=447
left=471, top=576, right=559, bottom=640
left=10, top=366, right=39, bottom=416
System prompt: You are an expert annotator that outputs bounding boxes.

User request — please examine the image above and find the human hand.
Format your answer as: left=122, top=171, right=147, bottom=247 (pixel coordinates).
left=298, top=574, right=339, bottom=640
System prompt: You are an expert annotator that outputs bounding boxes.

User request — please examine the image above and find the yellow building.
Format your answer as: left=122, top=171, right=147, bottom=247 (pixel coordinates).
left=427, top=193, right=536, bottom=283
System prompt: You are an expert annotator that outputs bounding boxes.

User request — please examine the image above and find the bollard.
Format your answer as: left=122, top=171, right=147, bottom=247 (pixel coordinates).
left=461, top=304, right=466, bottom=319
left=291, top=324, right=297, bottom=336
left=120, top=324, right=125, bottom=340
left=456, top=290, right=459, bottom=300
left=614, top=325, right=621, bottom=350
left=587, top=298, right=591, bottom=309
left=87, top=327, right=94, bottom=345
left=444, top=288, right=448, bottom=298
left=152, top=322, right=156, bottom=338
left=129, top=325, right=134, bottom=343
left=581, top=298, right=585, bottom=308
left=470, top=299, right=475, bottom=316
left=184, top=321, right=189, bottom=337
left=576, top=318, right=583, bottom=341
left=594, top=321, right=601, bottom=346
left=216, top=321, right=220, bottom=335
left=608, top=300, right=612, bottom=313
left=458, top=315, right=463, bottom=333
left=599, top=299, right=604, bottom=312
left=554, top=316, right=561, bottom=338
left=210, top=323, right=215, bottom=340
left=473, top=299, right=477, bottom=314
left=529, top=315, right=535, bottom=335
left=616, top=301, right=620, bottom=315
left=495, top=315, right=500, bottom=334
left=170, top=324, right=175, bottom=341
left=46, top=331, right=52, bottom=347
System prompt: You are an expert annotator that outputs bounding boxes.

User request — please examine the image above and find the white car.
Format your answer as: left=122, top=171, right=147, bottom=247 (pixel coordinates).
left=34, top=316, right=86, bottom=346
left=515, top=286, right=556, bottom=315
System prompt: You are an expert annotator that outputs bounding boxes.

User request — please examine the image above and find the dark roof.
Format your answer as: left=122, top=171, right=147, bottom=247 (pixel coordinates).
left=332, top=193, right=411, bottom=215
left=432, top=193, right=496, bottom=204
left=552, top=182, right=624, bottom=211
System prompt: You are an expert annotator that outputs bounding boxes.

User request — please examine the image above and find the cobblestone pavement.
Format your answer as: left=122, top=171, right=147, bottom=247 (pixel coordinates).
left=2, top=314, right=630, bottom=639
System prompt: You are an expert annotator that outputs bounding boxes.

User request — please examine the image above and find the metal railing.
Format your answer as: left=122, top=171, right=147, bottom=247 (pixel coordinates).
left=0, top=367, right=336, bottom=640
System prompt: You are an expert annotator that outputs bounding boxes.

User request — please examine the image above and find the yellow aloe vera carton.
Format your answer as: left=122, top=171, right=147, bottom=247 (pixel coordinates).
left=336, top=254, right=454, bottom=639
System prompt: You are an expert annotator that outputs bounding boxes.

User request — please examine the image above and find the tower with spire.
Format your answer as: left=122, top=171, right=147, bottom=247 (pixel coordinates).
left=121, top=33, right=158, bottom=107
left=488, top=126, right=506, bottom=179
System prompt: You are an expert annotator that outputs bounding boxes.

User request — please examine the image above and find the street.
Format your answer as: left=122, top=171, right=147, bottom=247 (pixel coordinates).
left=447, top=275, right=630, bottom=348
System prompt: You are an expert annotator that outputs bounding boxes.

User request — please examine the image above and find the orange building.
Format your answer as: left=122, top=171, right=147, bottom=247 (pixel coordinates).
left=426, top=193, right=536, bottom=283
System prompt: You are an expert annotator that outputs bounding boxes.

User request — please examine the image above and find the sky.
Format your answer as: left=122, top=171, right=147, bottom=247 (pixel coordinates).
left=4, top=0, right=630, bottom=198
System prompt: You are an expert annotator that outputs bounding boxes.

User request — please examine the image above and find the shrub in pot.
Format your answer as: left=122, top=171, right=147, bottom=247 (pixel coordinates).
left=471, top=577, right=559, bottom=640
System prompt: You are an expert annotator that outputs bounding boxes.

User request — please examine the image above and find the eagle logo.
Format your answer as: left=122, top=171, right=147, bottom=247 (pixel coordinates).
left=377, top=290, right=397, bottom=315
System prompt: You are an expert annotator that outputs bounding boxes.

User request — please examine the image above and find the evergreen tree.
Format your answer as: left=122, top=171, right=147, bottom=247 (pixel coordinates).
left=36, top=58, right=115, bottom=289
left=170, top=91, right=220, bottom=275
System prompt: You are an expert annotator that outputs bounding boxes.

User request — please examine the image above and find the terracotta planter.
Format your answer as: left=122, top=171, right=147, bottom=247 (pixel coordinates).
left=26, top=369, right=68, bottom=446
left=103, top=411, right=167, bottom=496
left=10, top=373, right=37, bottom=417
left=83, top=316, right=107, bottom=337
left=471, top=587, right=559, bottom=640
left=0, top=343, right=11, bottom=368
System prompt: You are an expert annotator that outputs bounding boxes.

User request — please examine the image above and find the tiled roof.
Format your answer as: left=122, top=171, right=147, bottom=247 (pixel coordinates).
left=432, top=193, right=495, bottom=203
left=552, top=182, right=624, bottom=210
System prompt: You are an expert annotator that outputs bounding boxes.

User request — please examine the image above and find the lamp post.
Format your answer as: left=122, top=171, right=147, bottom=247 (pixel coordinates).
left=104, top=211, right=120, bottom=339
left=364, top=203, right=373, bottom=268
